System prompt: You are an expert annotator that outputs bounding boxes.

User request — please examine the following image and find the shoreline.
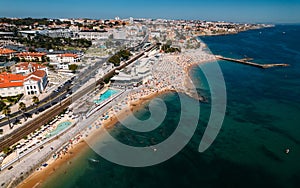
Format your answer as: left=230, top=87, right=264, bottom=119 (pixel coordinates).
left=16, top=48, right=215, bottom=188
left=16, top=89, right=173, bottom=188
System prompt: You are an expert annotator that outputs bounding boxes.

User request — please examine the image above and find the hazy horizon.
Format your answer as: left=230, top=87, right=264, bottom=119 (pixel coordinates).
left=1, top=0, right=300, bottom=24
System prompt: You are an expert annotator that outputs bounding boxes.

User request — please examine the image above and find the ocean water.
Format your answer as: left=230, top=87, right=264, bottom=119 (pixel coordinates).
left=41, top=25, right=300, bottom=188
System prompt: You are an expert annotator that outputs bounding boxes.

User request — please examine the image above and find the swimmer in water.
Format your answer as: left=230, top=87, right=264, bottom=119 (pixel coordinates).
left=285, top=149, right=290, bottom=154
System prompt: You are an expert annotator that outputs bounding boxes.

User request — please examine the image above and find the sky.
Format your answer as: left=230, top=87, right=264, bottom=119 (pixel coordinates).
left=1, top=0, right=300, bottom=23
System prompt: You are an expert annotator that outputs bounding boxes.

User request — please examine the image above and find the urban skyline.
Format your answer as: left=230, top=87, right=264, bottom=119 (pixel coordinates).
left=1, top=0, right=300, bottom=23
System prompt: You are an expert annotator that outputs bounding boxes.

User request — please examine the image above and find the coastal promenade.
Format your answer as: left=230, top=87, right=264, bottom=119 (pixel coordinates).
left=0, top=45, right=157, bottom=186
left=0, top=95, right=123, bottom=188
left=1, top=43, right=215, bottom=187
left=216, top=55, right=290, bottom=68
left=0, top=44, right=157, bottom=152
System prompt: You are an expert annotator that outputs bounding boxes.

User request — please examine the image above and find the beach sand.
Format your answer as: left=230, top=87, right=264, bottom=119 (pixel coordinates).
left=16, top=48, right=214, bottom=188
left=16, top=139, right=89, bottom=188
left=16, top=89, right=170, bottom=188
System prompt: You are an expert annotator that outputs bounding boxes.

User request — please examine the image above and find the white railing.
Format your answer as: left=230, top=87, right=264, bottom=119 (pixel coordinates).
left=86, top=90, right=125, bottom=118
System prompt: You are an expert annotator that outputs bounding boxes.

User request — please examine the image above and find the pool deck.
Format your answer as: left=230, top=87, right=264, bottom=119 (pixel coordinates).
left=92, top=85, right=120, bottom=103
left=0, top=117, right=75, bottom=169
left=92, top=85, right=109, bottom=101
left=46, top=121, right=72, bottom=138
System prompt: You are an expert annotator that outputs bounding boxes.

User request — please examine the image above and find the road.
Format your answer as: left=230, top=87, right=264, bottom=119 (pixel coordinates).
left=0, top=44, right=157, bottom=151
left=0, top=58, right=108, bottom=127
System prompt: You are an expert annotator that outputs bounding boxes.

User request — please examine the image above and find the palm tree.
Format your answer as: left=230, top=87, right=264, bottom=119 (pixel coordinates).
left=18, top=102, right=27, bottom=120
left=32, top=96, right=39, bottom=109
left=32, top=96, right=39, bottom=105
left=2, top=106, right=12, bottom=129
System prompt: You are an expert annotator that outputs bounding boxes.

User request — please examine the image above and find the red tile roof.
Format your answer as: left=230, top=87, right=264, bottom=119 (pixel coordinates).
left=0, top=82, right=24, bottom=88
left=17, top=52, right=46, bottom=57
left=25, top=77, right=41, bottom=82
left=0, top=69, right=46, bottom=89
left=0, top=48, right=16, bottom=55
left=31, top=70, right=46, bottom=78
left=0, top=72, right=26, bottom=88
left=58, top=53, right=78, bottom=58
left=15, top=62, right=46, bottom=71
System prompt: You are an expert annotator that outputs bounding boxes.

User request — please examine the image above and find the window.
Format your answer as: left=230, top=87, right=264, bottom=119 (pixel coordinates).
left=27, top=86, right=30, bottom=90
left=30, top=86, right=33, bottom=89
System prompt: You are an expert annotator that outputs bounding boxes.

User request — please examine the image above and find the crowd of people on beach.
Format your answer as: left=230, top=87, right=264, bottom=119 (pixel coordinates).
left=43, top=49, right=217, bottom=173
left=8, top=48, right=217, bottom=188
left=92, top=49, right=216, bottom=123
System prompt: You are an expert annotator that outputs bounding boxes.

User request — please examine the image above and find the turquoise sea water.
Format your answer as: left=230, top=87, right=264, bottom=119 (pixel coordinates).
left=94, top=89, right=118, bottom=104
left=41, top=25, right=300, bottom=188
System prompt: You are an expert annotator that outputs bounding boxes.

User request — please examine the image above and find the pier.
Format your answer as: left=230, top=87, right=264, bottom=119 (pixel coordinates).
left=215, top=55, right=289, bottom=69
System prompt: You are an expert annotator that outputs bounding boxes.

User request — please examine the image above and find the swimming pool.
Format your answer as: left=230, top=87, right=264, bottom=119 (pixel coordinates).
left=94, top=89, right=118, bottom=104
left=46, top=121, right=72, bottom=138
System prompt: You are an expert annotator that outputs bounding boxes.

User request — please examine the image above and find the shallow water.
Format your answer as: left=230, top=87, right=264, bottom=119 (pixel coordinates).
left=42, top=25, right=300, bottom=188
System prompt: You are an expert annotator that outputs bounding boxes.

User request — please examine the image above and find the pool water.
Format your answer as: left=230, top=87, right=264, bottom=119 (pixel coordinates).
left=94, top=89, right=118, bottom=104
left=46, top=121, right=72, bottom=138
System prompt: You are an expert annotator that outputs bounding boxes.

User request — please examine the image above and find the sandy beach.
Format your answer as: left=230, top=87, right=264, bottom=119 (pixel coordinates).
left=16, top=140, right=89, bottom=188
left=15, top=47, right=215, bottom=188
left=16, top=88, right=172, bottom=188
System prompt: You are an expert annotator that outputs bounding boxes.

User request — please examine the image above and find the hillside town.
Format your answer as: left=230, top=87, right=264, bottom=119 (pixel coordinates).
left=0, top=16, right=273, bottom=187
left=0, top=16, right=271, bottom=130
left=0, top=17, right=271, bottom=129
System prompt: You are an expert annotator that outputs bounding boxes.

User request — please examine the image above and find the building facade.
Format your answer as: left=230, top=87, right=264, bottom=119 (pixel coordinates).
left=0, top=69, right=48, bottom=97
left=0, top=48, right=16, bottom=59
left=14, top=62, right=48, bottom=75
left=17, top=52, right=47, bottom=62
left=0, top=72, right=25, bottom=97
left=46, top=53, right=80, bottom=63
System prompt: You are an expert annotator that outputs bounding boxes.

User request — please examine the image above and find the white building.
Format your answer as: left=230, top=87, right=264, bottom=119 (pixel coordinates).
left=113, top=30, right=127, bottom=40
left=23, top=70, right=48, bottom=95
left=0, top=73, right=25, bottom=97
left=78, top=31, right=110, bottom=40
left=0, top=70, right=48, bottom=97
left=17, top=52, right=46, bottom=62
left=111, top=58, right=154, bottom=87
left=150, top=31, right=161, bottom=39
left=57, top=53, right=80, bottom=63
left=14, top=62, right=48, bottom=76
left=47, top=53, right=80, bottom=63
left=49, top=62, right=69, bottom=70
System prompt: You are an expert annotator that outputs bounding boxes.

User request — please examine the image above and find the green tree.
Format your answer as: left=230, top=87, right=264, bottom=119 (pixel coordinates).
left=18, top=102, right=27, bottom=120
left=2, top=106, right=12, bottom=129
left=68, top=64, right=78, bottom=73
left=32, top=96, right=39, bottom=109
left=108, top=55, right=121, bottom=66
left=2, top=146, right=12, bottom=155
left=0, top=100, right=6, bottom=112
